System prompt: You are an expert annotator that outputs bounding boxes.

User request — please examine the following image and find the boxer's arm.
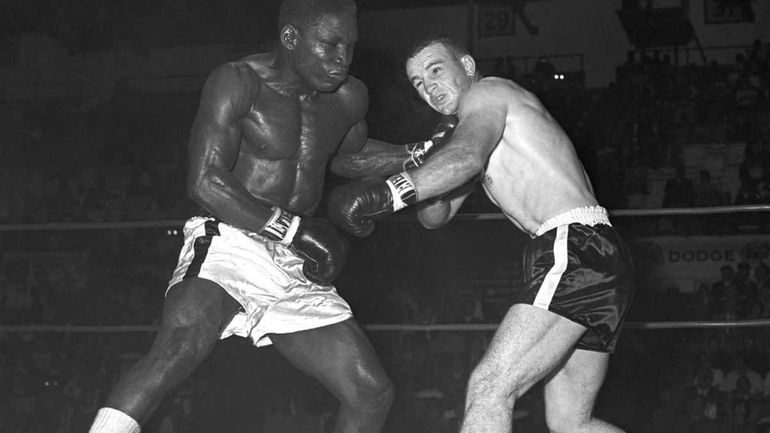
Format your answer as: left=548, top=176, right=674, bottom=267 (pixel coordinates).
left=330, top=125, right=409, bottom=178
left=327, top=85, right=504, bottom=237
left=186, top=64, right=274, bottom=233
left=408, top=84, right=506, bottom=201
left=331, top=107, right=458, bottom=178
left=417, top=179, right=475, bottom=229
left=331, top=121, right=458, bottom=178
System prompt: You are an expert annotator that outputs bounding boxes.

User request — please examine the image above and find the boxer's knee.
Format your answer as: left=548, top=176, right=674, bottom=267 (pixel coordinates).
left=342, top=367, right=394, bottom=413
left=545, top=409, right=588, bottom=433
left=543, top=390, right=596, bottom=433
left=151, top=287, right=225, bottom=372
left=359, top=373, right=394, bottom=412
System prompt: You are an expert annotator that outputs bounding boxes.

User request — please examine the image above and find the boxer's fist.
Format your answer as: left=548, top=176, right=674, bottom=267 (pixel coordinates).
left=404, top=115, right=458, bottom=170
left=292, top=218, right=349, bottom=284
left=328, top=178, right=392, bottom=237
left=260, top=207, right=348, bottom=284
left=328, top=173, right=417, bottom=237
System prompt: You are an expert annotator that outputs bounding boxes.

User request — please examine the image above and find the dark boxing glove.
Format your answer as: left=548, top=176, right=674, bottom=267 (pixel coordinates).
left=404, top=115, right=459, bottom=170
left=260, top=207, right=348, bottom=285
left=328, top=173, right=417, bottom=237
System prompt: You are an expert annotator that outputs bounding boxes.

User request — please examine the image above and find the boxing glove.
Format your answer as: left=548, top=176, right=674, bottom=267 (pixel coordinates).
left=404, top=115, right=458, bottom=170
left=328, top=173, right=417, bottom=237
left=261, top=207, right=348, bottom=284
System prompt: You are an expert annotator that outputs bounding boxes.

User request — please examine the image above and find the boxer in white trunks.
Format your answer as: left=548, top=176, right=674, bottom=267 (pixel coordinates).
left=86, top=2, right=459, bottom=433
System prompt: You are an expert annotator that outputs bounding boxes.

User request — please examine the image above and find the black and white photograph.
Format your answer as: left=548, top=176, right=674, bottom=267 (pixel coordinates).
left=1, top=0, right=770, bottom=432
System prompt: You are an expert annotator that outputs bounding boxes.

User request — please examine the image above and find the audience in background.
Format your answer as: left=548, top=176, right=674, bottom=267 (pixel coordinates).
left=663, top=162, right=695, bottom=207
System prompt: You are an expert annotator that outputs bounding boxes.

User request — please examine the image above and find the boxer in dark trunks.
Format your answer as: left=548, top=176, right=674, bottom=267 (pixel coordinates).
left=328, top=36, right=635, bottom=433
left=87, top=2, right=451, bottom=432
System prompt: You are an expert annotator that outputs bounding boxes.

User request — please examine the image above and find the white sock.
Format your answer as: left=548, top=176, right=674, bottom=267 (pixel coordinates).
left=89, top=407, right=141, bottom=433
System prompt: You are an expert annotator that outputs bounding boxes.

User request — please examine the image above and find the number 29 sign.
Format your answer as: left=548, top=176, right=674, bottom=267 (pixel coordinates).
left=477, top=4, right=516, bottom=38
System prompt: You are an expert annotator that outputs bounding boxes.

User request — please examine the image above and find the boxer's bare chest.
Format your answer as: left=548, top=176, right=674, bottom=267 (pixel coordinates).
left=232, top=84, right=354, bottom=210
left=243, top=85, right=351, bottom=160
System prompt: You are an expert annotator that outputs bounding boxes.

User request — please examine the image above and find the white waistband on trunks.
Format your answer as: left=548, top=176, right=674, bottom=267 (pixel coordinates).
left=534, top=206, right=611, bottom=237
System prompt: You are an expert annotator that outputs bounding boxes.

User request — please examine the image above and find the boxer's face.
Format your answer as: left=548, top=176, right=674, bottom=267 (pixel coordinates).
left=288, top=12, right=357, bottom=92
left=406, top=42, right=475, bottom=115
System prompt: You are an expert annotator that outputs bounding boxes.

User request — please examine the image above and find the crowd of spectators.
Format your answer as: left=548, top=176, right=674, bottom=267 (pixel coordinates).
left=620, top=327, right=770, bottom=433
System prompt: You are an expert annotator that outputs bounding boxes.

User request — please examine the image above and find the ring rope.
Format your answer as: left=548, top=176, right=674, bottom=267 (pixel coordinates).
left=3, top=204, right=768, bottom=334
left=3, top=319, right=770, bottom=333
left=0, top=205, right=768, bottom=232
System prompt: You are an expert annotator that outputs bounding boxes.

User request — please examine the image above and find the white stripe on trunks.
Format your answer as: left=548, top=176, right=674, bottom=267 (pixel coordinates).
left=533, top=225, right=569, bottom=309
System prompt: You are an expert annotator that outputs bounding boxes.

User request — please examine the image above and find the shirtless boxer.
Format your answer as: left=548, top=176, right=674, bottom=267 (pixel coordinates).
left=328, top=36, right=635, bottom=433
left=86, top=2, right=458, bottom=432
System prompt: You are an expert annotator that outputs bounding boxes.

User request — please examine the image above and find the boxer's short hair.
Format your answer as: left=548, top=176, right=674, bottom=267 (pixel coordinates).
left=405, top=35, right=470, bottom=65
left=279, top=0, right=357, bottom=30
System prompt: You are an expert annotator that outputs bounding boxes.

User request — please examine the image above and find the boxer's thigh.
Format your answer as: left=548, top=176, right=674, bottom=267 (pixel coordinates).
left=159, top=278, right=241, bottom=343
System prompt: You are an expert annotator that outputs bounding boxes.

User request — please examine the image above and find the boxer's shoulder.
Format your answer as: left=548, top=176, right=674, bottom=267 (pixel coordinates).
left=209, top=53, right=286, bottom=99
left=460, top=79, right=511, bottom=114
left=199, top=61, right=263, bottom=116
left=469, top=78, right=544, bottom=116
left=473, top=77, right=521, bottom=98
left=323, top=75, right=368, bottom=120
left=334, top=75, right=367, bottom=103
left=211, top=57, right=265, bottom=88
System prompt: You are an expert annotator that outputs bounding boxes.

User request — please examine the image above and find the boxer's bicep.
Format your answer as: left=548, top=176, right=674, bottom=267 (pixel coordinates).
left=443, top=177, right=477, bottom=219
left=417, top=178, right=475, bottom=229
left=456, top=87, right=508, bottom=162
left=336, top=120, right=369, bottom=155
left=417, top=199, right=451, bottom=229
left=334, top=80, right=371, bottom=156
left=188, top=109, right=241, bottom=182
left=187, top=65, right=252, bottom=200
left=330, top=121, right=407, bottom=178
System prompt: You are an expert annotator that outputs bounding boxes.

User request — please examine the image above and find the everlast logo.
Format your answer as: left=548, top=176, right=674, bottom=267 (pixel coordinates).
left=391, top=173, right=417, bottom=205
